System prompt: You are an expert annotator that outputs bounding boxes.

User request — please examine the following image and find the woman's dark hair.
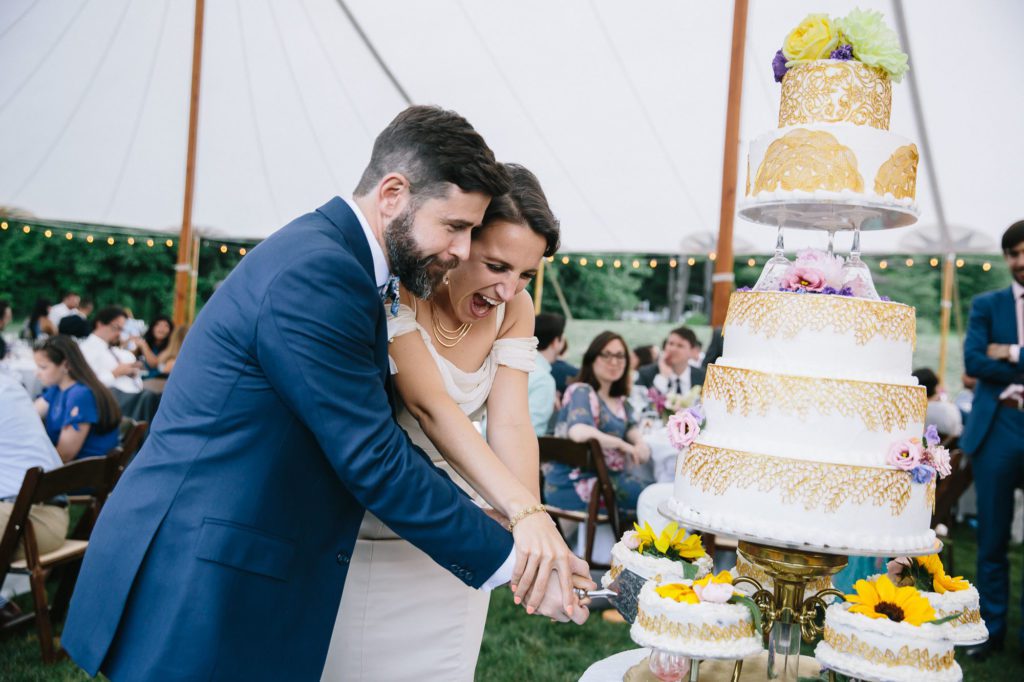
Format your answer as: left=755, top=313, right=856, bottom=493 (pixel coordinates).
left=28, top=298, right=51, bottom=340
left=912, top=367, right=939, bottom=399
left=573, top=330, right=632, bottom=398
left=144, top=315, right=175, bottom=354
left=478, top=163, right=560, bottom=257
left=35, top=335, right=121, bottom=434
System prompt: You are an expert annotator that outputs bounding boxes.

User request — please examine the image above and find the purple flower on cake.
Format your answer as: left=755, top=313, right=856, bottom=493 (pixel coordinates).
left=782, top=266, right=827, bottom=292
left=622, top=530, right=641, bottom=550
left=911, top=464, right=936, bottom=484
left=925, top=444, right=952, bottom=478
left=693, top=581, right=733, bottom=604
left=772, top=49, right=789, bottom=83
left=667, top=407, right=703, bottom=450
left=886, top=438, right=924, bottom=470
left=830, top=44, right=854, bottom=60
left=737, top=286, right=752, bottom=292
left=924, top=424, right=940, bottom=447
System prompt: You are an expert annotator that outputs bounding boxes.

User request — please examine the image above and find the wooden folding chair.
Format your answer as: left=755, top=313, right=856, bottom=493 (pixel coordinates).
left=115, top=419, right=148, bottom=485
left=538, top=437, right=623, bottom=569
left=0, top=455, right=114, bottom=662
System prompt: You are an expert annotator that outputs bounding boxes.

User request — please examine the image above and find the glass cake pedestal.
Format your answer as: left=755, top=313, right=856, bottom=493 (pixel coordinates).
left=659, top=502, right=943, bottom=682
left=737, top=198, right=918, bottom=232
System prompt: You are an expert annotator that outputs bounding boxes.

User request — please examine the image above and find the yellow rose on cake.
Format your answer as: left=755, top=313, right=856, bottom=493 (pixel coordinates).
left=783, top=13, right=840, bottom=66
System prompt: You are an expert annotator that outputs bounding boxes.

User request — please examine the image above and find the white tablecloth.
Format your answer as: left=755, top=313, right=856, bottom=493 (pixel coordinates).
left=580, top=648, right=651, bottom=682
left=582, top=649, right=820, bottom=681
left=1, top=340, right=41, bottom=396
left=645, top=428, right=678, bottom=484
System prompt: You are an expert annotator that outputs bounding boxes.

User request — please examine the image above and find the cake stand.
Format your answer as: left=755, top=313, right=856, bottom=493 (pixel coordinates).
left=738, top=198, right=918, bottom=232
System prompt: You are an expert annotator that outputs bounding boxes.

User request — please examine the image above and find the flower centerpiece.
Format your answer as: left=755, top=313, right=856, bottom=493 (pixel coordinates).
left=644, top=384, right=702, bottom=424
left=884, top=554, right=989, bottom=644
left=773, top=8, right=909, bottom=83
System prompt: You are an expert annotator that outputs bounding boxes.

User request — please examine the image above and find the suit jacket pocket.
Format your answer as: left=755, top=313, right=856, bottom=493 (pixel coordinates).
left=195, top=517, right=296, bottom=581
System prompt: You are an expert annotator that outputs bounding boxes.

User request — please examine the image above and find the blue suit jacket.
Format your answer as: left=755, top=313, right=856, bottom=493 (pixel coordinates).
left=960, top=286, right=1024, bottom=455
left=62, top=198, right=514, bottom=680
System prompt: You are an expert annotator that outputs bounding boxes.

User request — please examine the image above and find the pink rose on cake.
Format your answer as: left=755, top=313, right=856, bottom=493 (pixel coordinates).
left=621, top=530, right=641, bottom=550
left=667, top=407, right=703, bottom=450
left=795, top=248, right=845, bottom=287
left=886, top=438, right=924, bottom=470
left=781, top=266, right=827, bottom=292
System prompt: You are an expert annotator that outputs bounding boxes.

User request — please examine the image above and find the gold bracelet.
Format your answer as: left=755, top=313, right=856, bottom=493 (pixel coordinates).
left=507, top=504, right=548, bottom=532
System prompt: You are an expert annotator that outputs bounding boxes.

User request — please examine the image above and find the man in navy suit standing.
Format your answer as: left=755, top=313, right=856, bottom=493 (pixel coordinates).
left=961, top=220, right=1024, bottom=661
left=62, top=106, right=590, bottom=680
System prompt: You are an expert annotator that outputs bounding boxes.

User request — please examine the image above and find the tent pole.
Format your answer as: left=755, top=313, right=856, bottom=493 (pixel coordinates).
left=938, top=252, right=956, bottom=385
left=188, top=235, right=201, bottom=323
left=534, top=258, right=545, bottom=315
left=710, top=0, right=748, bottom=328
left=547, top=266, right=573, bottom=321
left=173, top=0, right=205, bottom=327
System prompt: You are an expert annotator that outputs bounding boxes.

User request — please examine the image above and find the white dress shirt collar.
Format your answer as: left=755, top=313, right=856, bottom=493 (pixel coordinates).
left=341, top=196, right=389, bottom=289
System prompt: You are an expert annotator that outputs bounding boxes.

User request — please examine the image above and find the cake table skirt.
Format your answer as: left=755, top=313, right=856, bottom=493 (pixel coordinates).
left=581, top=648, right=821, bottom=682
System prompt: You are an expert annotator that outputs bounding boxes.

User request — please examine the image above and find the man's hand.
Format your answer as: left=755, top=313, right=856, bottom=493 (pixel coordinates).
left=523, top=562, right=592, bottom=624
left=113, top=361, right=142, bottom=378
left=987, top=344, right=1012, bottom=361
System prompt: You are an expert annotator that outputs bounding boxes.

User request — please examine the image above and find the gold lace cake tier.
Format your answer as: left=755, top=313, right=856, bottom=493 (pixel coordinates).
left=680, top=444, right=935, bottom=517
left=725, top=291, right=917, bottom=349
left=875, top=144, right=920, bottom=199
left=823, top=626, right=955, bottom=672
left=635, top=608, right=756, bottom=641
left=753, top=128, right=864, bottom=194
left=937, top=607, right=982, bottom=626
left=779, top=60, right=892, bottom=130
left=736, top=556, right=833, bottom=594
left=703, top=364, right=926, bottom=432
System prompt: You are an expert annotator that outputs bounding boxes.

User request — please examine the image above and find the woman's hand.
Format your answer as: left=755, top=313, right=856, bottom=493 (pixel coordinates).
left=631, top=439, right=651, bottom=465
left=509, top=510, right=592, bottom=616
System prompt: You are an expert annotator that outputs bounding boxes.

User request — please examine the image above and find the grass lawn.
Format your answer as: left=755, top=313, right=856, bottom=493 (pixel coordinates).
left=6, top=523, right=1014, bottom=680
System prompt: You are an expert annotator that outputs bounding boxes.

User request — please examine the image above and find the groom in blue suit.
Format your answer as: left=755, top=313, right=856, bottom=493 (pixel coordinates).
left=961, top=220, right=1024, bottom=660
left=62, top=106, right=588, bottom=680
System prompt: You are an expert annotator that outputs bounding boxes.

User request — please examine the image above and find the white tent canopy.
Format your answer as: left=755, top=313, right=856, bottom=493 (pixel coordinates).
left=1, top=0, right=1021, bottom=255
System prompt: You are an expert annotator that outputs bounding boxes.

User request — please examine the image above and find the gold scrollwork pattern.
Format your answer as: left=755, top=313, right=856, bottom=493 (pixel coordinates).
left=735, top=557, right=833, bottom=595
left=779, top=61, right=892, bottom=130
left=874, top=144, right=919, bottom=200
left=609, top=564, right=623, bottom=582
left=823, top=626, right=955, bottom=672
left=943, top=608, right=982, bottom=626
left=753, top=129, right=864, bottom=194
left=704, top=364, right=926, bottom=432
left=636, top=608, right=756, bottom=641
left=725, top=291, right=917, bottom=349
left=680, top=444, right=936, bottom=516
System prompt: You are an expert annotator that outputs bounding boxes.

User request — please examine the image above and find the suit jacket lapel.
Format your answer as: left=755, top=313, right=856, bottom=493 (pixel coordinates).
left=996, top=287, right=1017, bottom=343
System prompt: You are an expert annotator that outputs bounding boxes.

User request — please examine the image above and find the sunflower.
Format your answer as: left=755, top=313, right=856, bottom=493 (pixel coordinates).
left=915, top=554, right=969, bottom=593
left=633, top=521, right=706, bottom=559
left=655, top=583, right=700, bottom=604
left=846, top=575, right=935, bottom=625
left=693, top=570, right=734, bottom=588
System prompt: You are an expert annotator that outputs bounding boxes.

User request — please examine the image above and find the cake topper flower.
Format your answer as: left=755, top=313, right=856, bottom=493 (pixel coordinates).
left=886, top=438, right=923, bottom=471
left=887, top=554, right=970, bottom=594
left=846, top=575, right=936, bottom=625
left=667, top=406, right=704, bottom=450
left=634, top=521, right=707, bottom=561
left=782, top=14, right=840, bottom=66
left=692, top=571, right=735, bottom=603
left=888, top=424, right=953, bottom=484
left=836, top=8, right=910, bottom=82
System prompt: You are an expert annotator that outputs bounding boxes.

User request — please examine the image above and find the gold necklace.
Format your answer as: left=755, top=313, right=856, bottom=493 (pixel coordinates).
left=430, top=301, right=473, bottom=348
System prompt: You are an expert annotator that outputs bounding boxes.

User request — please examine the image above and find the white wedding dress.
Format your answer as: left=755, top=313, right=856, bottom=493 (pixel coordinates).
left=321, top=301, right=537, bottom=681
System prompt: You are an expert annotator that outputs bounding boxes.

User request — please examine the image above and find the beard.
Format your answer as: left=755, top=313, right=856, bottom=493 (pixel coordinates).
left=384, top=205, right=459, bottom=299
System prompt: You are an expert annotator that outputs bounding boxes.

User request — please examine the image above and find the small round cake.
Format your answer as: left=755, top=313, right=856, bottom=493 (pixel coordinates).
left=924, top=585, right=987, bottom=646
left=816, top=602, right=961, bottom=682
left=601, top=524, right=713, bottom=589
left=630, top=580, right=763, bottom=660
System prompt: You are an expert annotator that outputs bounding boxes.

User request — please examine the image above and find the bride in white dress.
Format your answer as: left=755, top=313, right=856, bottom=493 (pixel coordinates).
left=322, top=164, right=584, bottom=681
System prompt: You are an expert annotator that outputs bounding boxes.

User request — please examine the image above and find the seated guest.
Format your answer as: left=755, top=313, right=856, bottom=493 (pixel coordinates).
left=912, top=367, right=963, bottom=437
left=79, top=306, right=160, bottom=422
left=0, top=372, right=68, bottom=626
left=23, top=298, right=57, bottom=342
left=530, top=314, right=564, bottom=436
left=636, top=326, right=706, bottom=394
left=34, top=336, right=121, bottom=462
left=47, top=291, right=80, bottom=329
left=635, top=344, right=659, bottom=369
left=550, top=338, right=579, bottom=395
left=544, top=331, right=653, bottom=513
left=58, top=313, right=92, bottom=339
left=155, top=324, right=189, bottom=375
left=0, top=299, right=10, bottom=359
left=133, top=315, right=173, bottom=377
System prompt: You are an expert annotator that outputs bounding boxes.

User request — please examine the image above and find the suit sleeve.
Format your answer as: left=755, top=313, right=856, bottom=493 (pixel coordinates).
left=963, top=295, right=1024, bottom=385
left=256, top=248, right=513, bottom=588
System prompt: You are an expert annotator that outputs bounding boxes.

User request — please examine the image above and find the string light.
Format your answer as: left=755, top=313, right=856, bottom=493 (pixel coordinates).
left=239, top=247, right=247, bottom=256
left=86, top=235, right=94, bottom=243
left=65, top=232, right=73, bottom=240
left=955, top=258, right=965, bottom=268
left=561, top=256, right=569, bottom=265
left=905, top=258, right=914, bottom=267
left=165, top=239, right=174, bottom=248
left=669, top=259, right=677, bottom=268
left=22, top=225, right=30, bottom=234
left=687, top=257, right=696, bottom=266
left=879, top=260, right=888, bottom=269
left=546, top=255, right=554, bottom=262
left=595, top=258, right=604, bottom=268
left=982, top=262, right=992, bottom=272
left=613, top=259, right=621, bottom=268
left=647, top=259, right=655, bottom=268
left=708, top=252, right=717, bottom=261
left=127, top=237, right=135, bottom=246
left=146, top=238, right=154, bottom=247
left=0, top=221, right=7, bottom=230
left=747, top=258, right=756, bottom=267
left=44, top=229, right=52, bottom=238
left=930, top=257, right=939, bottom=267
left=579, top=257, right=588, bottom=266
left=220, top=245, right=228, bottom=254
left=107, top=236, right=115, bottom=245
left=631, top=259, right=640, bottom=269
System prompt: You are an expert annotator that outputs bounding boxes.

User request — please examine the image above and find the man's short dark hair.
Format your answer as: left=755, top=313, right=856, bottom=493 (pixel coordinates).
left=665, top=326, right=698, bottom=348
left=354, top=105, right=511, bottom=202
left=95, top=306, right=126, bottom=326
left=912, top=368, right=939, bottom=399
left=0, top=299, right=9, bottom=319
left=535, top=313, right=566, bottom=351
left=1002, top=220, right=1024, bottom=253
left=58, top=314, right=91, bottom=339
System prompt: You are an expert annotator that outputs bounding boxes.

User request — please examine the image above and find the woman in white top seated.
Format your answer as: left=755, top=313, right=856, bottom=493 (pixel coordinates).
left=323, top=164, right=588, bottom=681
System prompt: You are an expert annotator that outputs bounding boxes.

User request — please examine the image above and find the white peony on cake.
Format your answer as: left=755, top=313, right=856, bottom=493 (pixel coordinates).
left=630, top=574, right=764, bottom=661
left=666, top=289, right=952, bottom=554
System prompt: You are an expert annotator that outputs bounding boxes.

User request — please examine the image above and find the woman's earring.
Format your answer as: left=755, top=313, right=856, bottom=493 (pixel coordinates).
left=443, top=275, right=450, bottom=286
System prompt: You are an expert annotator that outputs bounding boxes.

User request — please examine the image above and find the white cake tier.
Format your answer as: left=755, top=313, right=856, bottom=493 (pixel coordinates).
left=865, top=574, right=989, bottom=646
left=630, top=581, right=763, bottom=660
left=670, top=444, right=936, bottom=554
left=743, top=122, right=919, bottom=209
left=721, top=291, right=917, bottom=384
left=699, top=364, right=926, bottom=468
left=601, top=541, right=713, bottom=588
left=815, top=604, right=961, bottom=682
